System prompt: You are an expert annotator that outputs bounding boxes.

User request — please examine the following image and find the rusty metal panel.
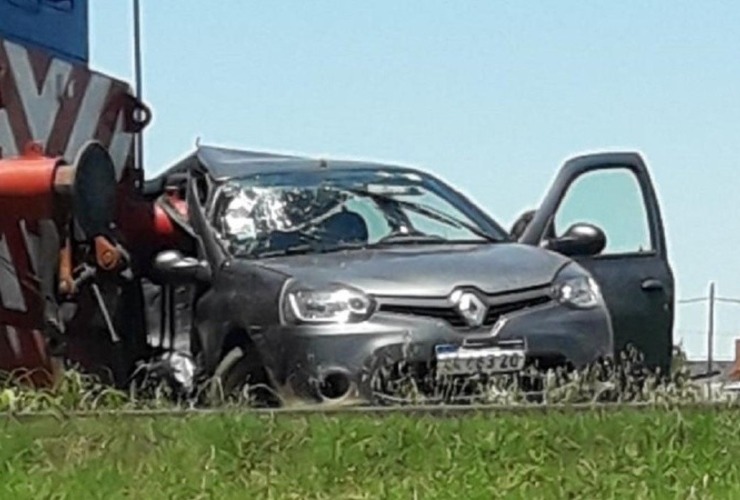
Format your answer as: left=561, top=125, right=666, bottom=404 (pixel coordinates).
left=0, top=37, right=136, bottom=178
left=0, top=35, right=141, bottom=382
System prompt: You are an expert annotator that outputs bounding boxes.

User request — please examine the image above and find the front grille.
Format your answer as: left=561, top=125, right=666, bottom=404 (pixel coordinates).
left=379, top=304, right=468, bottom=327
left=483, top=295, right=552, bottom=325
left=378, top=293, right=552, bottom=328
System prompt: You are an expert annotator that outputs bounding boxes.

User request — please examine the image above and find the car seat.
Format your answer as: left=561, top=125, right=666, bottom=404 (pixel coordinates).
left=316, top=209, right=369, bottom=245
left=265, top=209, right=368, bottom=253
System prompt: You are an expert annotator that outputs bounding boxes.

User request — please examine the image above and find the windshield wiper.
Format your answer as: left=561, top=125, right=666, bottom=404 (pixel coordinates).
left=373, top=232, right=448, bottom=246
left=344, top=187, right=499, bottom=243
left=254, top=244, right=315, bottom=258
left=257, top=240, right=369, bottom=258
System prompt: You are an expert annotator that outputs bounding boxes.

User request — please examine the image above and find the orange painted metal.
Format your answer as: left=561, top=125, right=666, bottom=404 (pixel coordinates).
left=58, top=238, right=74, bottom=296
left=0, top=147, right=65, bottom=219
left=0, top=34, right=149, bottom=386
left=94, top=236, right=121, bottom=271
left=0, top=148, right=64, bottom=384
left=0, top=149, right=122, bottom=385
left=116, top=195, right=186, bottom=253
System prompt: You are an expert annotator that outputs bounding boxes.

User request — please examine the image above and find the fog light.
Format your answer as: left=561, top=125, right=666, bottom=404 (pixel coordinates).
left=318, top=371, right=353, bottom=400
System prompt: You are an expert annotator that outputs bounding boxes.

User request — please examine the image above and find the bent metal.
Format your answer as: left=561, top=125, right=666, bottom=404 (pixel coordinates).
left=0, top=139, right=676, bottom=406
left=0, top=35, right=674, bottom=403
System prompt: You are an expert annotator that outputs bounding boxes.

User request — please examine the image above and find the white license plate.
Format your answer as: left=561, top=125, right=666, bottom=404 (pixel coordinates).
left=434, top=344, right=526, bottom=376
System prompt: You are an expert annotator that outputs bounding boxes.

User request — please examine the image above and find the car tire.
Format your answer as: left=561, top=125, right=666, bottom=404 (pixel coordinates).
left=207, top=346, right=279, bottom=407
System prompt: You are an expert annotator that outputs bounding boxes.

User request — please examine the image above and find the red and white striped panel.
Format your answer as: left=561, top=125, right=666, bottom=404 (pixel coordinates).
left=0, top=37, right=136, bottom=179
left=0, top=217, right=55, bottom=379
left=0, top=37, right=139, bottom=380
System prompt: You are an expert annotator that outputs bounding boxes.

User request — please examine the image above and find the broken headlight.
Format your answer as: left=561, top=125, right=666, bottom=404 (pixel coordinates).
left=284, top=284, right=375, bottom=324
left=552, top=266, right=602, bottom=309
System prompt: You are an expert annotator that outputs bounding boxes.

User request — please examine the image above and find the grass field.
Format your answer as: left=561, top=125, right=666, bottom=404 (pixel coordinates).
left=2, top=407, right=740, bottom=499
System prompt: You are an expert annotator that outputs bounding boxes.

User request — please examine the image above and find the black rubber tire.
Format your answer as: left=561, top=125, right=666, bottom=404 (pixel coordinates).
left=206, top=346, right=278, bottom=407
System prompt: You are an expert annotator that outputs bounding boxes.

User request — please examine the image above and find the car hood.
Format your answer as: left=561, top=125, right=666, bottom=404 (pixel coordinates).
left=254, top=243, right=572, bottom=297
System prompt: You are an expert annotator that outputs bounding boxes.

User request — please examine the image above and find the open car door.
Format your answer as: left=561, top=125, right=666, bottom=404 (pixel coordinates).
left=519, top=152, right=675, bottom=373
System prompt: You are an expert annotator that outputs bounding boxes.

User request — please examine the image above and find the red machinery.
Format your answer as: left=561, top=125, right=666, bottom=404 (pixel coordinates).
left=0, top=3, right=199, bottom=387
left=0, top=142, right=68, bottom=384
left=0, top=137, right=193, bottom=386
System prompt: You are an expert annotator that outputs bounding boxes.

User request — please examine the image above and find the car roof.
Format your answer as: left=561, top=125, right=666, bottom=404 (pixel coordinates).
left=164, top=145, right=423, bottom=181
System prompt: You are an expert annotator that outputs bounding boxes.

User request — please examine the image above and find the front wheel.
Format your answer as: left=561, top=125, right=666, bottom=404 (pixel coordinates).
left=206, top=346, right=279, bottom=407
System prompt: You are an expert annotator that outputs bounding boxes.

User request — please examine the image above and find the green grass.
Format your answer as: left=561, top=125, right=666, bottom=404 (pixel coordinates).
left=2, top=408, right=740, bottom=499
left=0, top=345, right=723, bottom=413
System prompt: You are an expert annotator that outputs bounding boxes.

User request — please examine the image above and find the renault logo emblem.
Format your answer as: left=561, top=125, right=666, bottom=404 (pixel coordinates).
left=450, top=290, right=487, bottom=327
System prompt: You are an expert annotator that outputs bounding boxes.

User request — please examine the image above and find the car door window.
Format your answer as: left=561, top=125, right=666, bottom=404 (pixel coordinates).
left=552, top=168, right=653, bottom=254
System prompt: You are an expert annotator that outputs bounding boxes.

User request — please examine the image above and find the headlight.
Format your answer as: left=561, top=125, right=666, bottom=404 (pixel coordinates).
left=284, top=284, right=375, bottom=324
left=552, top=273, right=601, bottom=309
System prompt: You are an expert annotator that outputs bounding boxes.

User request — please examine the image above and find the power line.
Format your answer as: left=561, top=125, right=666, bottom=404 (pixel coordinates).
left=678, top=297, right=708, bottom=304
left=675, top=283, right=740, bottom=369
left=679, top=331, right=740, bottom=338
left=677, top=297, right=740, bottom=305
left=717, top=298, right=740, bottom=305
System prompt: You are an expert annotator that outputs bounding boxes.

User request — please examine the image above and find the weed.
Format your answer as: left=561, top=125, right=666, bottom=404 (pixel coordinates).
left=0, top=344, right=733, bottom=412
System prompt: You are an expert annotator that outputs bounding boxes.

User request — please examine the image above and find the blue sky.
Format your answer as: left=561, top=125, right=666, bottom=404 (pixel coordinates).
left=90, top=1, right=740, bottom=359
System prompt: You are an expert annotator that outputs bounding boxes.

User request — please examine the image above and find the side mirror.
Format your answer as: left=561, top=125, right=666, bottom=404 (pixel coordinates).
left=153, top=250, right=211, bottom=284
left=544, top=223, right=606, bottom=257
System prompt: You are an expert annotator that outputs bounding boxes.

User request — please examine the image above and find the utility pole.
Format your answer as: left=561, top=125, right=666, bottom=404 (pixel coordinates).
left=708, top=281, right=716, bottom=373
left=132, top=0, right=144, bottom=172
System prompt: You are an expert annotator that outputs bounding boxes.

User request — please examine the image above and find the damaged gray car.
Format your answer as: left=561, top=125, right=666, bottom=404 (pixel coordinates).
left=149, top=146, right=674, bottom=405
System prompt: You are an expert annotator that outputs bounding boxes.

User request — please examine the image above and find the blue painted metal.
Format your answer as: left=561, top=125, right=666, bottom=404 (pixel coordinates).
left=0, top=0, right=88, bottom=64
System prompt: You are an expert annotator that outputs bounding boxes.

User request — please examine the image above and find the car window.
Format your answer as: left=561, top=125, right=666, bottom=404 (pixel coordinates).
left=344, top=191, right=480, bottom=243
left=208, top=168, right=502, bottom=258
left=343, top=198, right=390, bottom=243
left=553, top=168, right=653, bottom=254
left=395, top=191, right=480, bottom=241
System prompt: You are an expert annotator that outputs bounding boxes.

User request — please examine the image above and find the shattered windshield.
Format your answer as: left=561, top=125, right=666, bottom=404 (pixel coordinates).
left=209, top=168, right=503, bottom=258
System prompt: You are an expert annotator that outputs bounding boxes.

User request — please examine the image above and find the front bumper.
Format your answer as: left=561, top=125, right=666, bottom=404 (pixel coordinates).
left=260, top=299, right=613, bottom=404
